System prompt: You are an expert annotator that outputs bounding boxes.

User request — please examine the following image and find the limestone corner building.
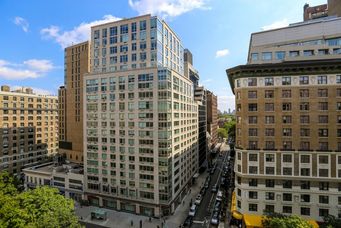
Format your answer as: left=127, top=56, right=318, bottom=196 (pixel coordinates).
left=83, top=15, right=199, bottom=217
left=0, top=86, right=58, bottom=175
left=227, top=16, right=341, bottom=222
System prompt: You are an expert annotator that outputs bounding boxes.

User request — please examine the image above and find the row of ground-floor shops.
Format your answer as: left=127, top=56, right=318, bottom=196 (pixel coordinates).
left=230, top=191, right=319, bottom=228
left=82, top=180, right=193, bottom=218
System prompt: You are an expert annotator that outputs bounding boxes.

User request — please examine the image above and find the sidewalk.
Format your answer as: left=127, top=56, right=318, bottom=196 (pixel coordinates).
left=75, top=171, right=208, bottom=228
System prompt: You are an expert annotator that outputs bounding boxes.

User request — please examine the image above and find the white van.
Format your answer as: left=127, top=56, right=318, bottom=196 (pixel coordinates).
left=216, top=190, right=223, bottom=201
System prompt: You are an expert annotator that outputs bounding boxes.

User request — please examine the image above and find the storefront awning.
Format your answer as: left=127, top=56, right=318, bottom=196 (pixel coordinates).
left=243, top=214, right=263, bottom=228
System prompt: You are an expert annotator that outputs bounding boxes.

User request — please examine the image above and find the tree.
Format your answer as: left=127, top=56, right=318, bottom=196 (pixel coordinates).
left=224, top=120, right=236, bottom=140
left=217, top=128, right=228, bottom=139
left=262, top=214, right=312, bottom=228
left=321, top=215, right=341, bottom=228
left=0, top=172, right=81, bottom=228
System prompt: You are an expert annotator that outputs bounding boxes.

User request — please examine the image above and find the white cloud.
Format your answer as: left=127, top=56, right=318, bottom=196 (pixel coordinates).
left=128, top=0, right=209, bottom=18
left=41, top=15, right=121, bottom=48
left=215, top=49, right=230, bottom=58
left=0, top=59, right=54, bottom=80
left=11, top=86, right=53, bottom=95
left=14, top=16, right=29, bottom=32
left=261, top=19, right=289, bottom=31
left=217, top=95, right=235, bottom=112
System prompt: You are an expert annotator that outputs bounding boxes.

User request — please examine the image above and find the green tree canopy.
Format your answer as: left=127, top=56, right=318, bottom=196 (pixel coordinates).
left=218, top=128, right=228, bottom=139
left=0, top=172, right=81, bottom=228
left=262, top=214, right=312, bottom=228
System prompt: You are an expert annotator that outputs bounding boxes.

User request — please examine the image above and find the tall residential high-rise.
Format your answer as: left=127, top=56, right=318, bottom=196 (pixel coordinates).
left=59, top=41, right=90, bottom=163
left=0, top=86, right=58, bottom=174
left=83, top=15, right=198, bottom=217
left=184, top=49, right=208, bottom=170
left=227, top=16, right=341, bottom=222
left=207, top=90, right=218, bottom=147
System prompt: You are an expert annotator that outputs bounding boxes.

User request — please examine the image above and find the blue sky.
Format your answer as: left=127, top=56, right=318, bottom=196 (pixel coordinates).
left=0, top=0, right=326, bottom=111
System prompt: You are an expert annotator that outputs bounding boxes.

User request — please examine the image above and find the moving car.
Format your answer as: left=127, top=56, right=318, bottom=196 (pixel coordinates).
left=188, top=204, right=197, bottom=217
left=211, top=211, right=220, bottom=225
left=183, top=216, right=193, bottom=227
left=213, top=201, right=221, bottom=212
left=195, top=194, right=202, bottom=205
left=211, top=184, right=218, bottom=193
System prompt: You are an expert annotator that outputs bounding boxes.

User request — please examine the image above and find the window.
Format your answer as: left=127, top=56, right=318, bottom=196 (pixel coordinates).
left=304, top=50, right=314, bottom=56
left=265, top=103, right=274, bottom=111
left=300, top=128, right=310, bottom=137
left=266, top=167, right=275, bottom=175
left=318, top=89, right=328, bottom=97
left=282, top=90, right=291, bottom=98
left=265, top=128, right=275, bottom=136
left=282, top=77, right=291, bottom=85
left=319, top=195, right=329, bottom=204
left=265, top=154, right=275, bottom=162
left=337, top=102, right=341, bottom=110
left=251, top=53, right=258, bottom=61
left=265, top=141, right=275, bottom=149
left=249, top=128, right=258, bottom=137
left=283, top=193, right=292, bottom=201
left=301, top=207, right=310, bottom=216
left=265, top=205, right=275, bottom=214
left=282, top=128, right=292, bottom=137
left=283, top=154, right=292, bottom=163
left=337, top=89, right=341, bottom=97
left=289, top=50, right=299, bottom=57
left=317, top=76, right=327, bottom=84
left=265, top=77, right=274, bottom=86
left=265, top=192, right=275, bottom=200
left=249, top=191, right=258, bottom=199
left=262, top=52, right=272, bottom=60
left=265, top=180, right=275, bottom=188
left=300, top=76, right=309, bottom=85
left=249, top=204, right=258, bottom=212
left=249, top=116, right=257, bottom=124
left=282, top=115, right=292, bottom=124
left=319, top=182, right=329, bottom=191
left=318, top=129, right=328, bottom=137
left=318, top=115, right=328, bottom=124
left=249, top=166, right=258, bottom=174
left=249, top=179, right=257, bottom=187
left=301, top=181, right=310, bottom=190
left=319, top=142, right=328, bottom=150
left=300, top=102, right=309, bottom=111
left=337, top=75, right=341, bottom=84
left=248, top=91, right=257, bottom=99
left=282, top=103, right=291, bottom=111
left=319, top=169, right=329, bottom=177
left=281, top=206, right=292, bottom=214
left=300, top=142, right=310, bottom=150
left=248, top=78, right=257, bottom=86
left=319, top=209, right=329, bottom=217
left=248, top=104, right=257, bottom=111
left=283, top=167, right=292, bottom=175
left=275, top=51, right=285, bottom=60
left=265, top=90, right=274, bottom=98
left=301, top=168, right=310, bottom=176
left=283, top=180, right=292, bottom=188
left=265, top=116, right=274, bottom=124
left=249, top=141, right=258, bottom=149
left=300, top=116, right=310, bottom=124
left=300, top=89, right=309, bottom=98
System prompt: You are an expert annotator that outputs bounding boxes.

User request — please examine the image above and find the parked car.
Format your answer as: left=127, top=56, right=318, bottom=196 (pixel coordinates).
left=216, top=190, right=223, bottom=201
left=211, top=211, right=220, bottom=225
left=213, top=201, right=221, bottom=212
left=200, top=187, right=206, bottom=196
left=204, top=181, right=209, bottom=189
left=188, top=204, right=197, bottom=217
left=183, top=216, right=193, bottom=227
left=195, top=194, right=202, bottom=205
left=211, top=184, right=218, bottom=193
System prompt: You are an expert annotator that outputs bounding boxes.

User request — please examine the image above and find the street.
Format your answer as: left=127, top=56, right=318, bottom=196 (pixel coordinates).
left=190, top=142, right=232, bottom=228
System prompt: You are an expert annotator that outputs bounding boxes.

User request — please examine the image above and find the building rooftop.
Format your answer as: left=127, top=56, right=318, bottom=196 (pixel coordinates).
left=23, top=162, right=84, bottom=175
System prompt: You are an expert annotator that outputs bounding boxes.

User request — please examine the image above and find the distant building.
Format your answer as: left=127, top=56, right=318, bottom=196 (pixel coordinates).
left=304, top=0, right=341, bottom=21
left=207, top=90, right=218, bottom=148
left=58, top=41, right=90, bottom=163
left=0, top=86, right=58, bottom=175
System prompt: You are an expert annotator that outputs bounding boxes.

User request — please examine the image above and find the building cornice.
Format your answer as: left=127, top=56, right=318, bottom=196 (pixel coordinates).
left=226, top=59, right=341, bottom=93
